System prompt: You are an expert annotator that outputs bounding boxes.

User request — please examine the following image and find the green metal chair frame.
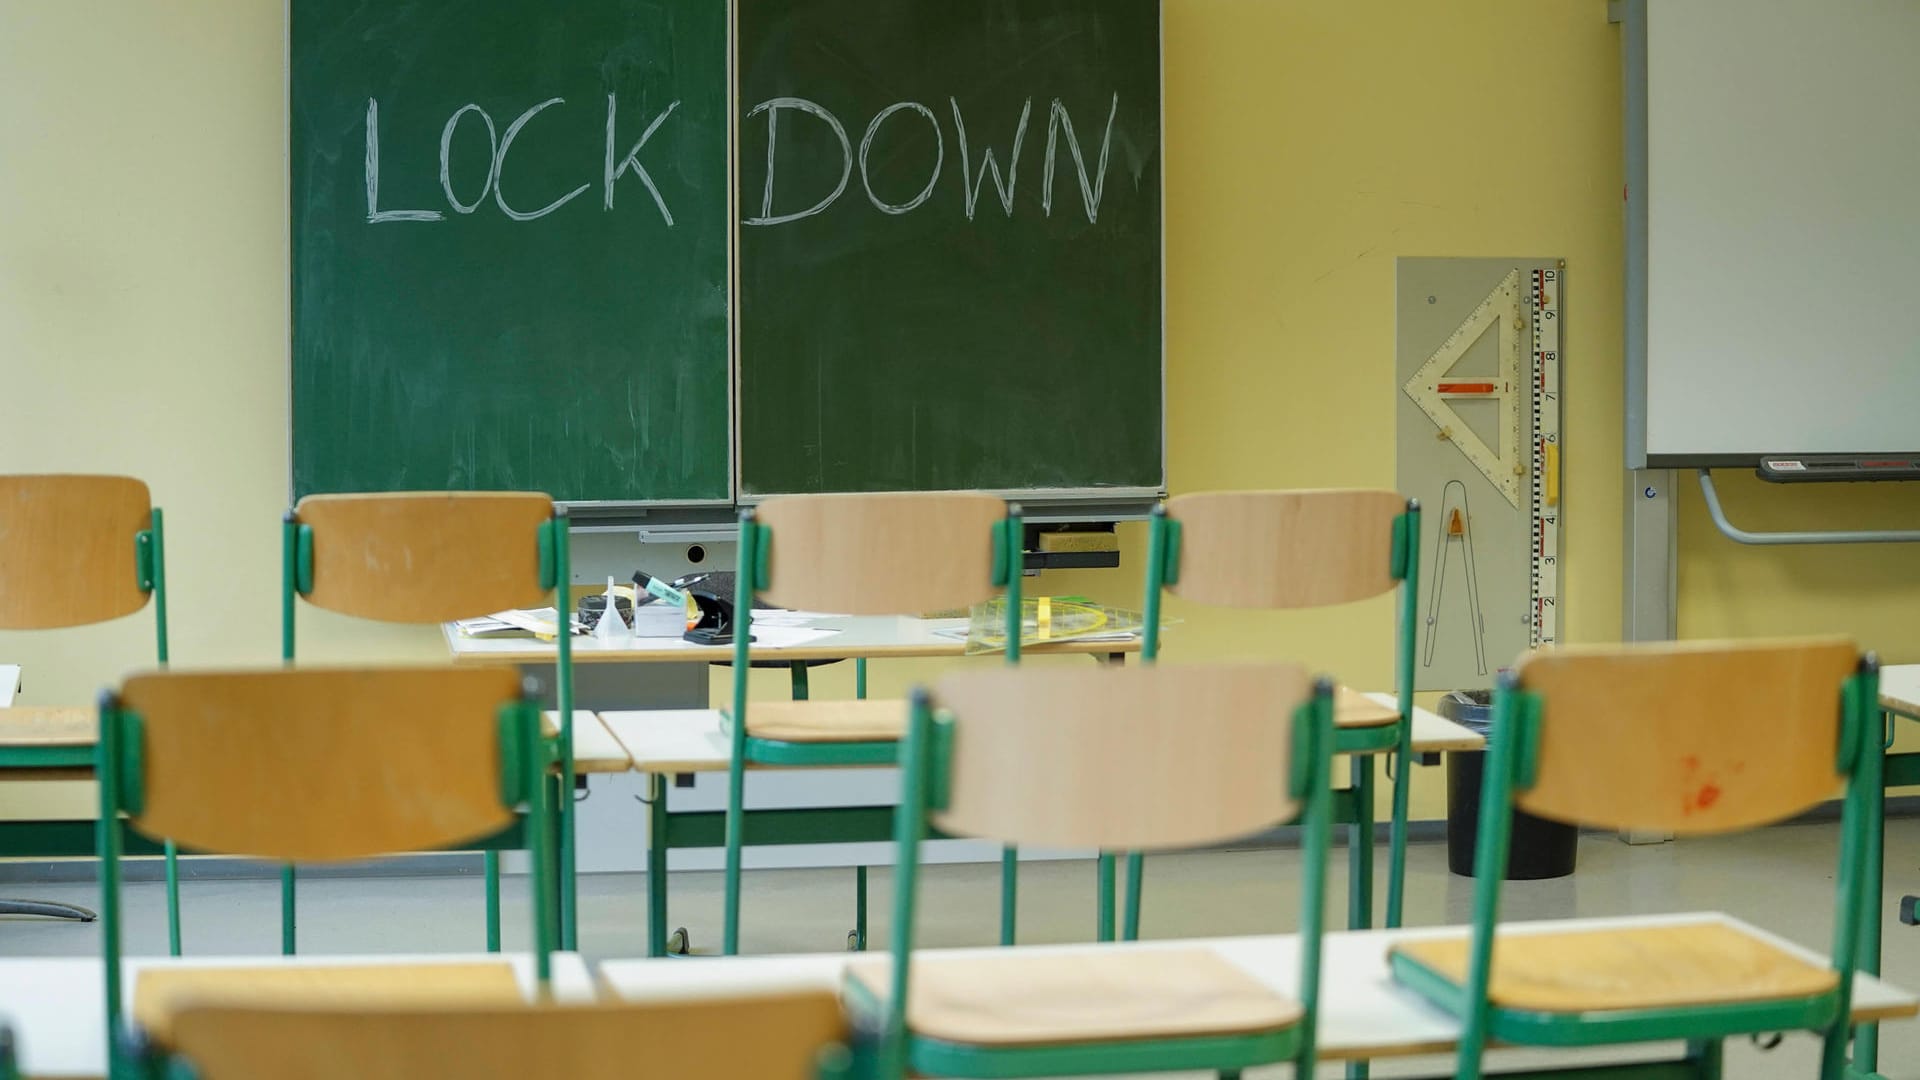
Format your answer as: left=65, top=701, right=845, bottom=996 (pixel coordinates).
left=722, top=495, right=1024, bottom=956
left=1389, top=641, right=1880, bottom=1080
left=865, top=664, right=1335, bottom=1079
left=0, top=474, right=180, bottom=952
left=1133, top=491, right=1421, bottom=942
left=95, top=665, right=556, bottom=1080
left=279, top=493, right=575, bottom=954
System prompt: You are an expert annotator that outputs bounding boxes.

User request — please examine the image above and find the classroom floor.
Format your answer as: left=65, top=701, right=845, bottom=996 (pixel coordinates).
left=4, top=821, right=1916, bottom=1079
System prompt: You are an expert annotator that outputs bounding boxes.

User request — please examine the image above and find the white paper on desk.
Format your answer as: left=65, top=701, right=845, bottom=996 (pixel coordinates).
left=456, top=608, right=585, bottom=639
left=750, top=609, right=845, bottom=626
left=585, top=624, right=842, bottom=652
left=0, top=665, right=18, bottom=707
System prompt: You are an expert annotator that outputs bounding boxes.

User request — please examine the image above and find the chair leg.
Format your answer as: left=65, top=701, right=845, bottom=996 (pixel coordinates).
left=1348, top=755, right=1375, bottom=931
left=1122, top=852, right=1144, bottom=941
left=1000, top=846, right=1018, bottom=946
left=723, top=760, right=747, bottom=955
left=1854, top=718, right=1888, bottom=1075
left=854, top=865, right=868, bottom=951
left=280, top=865, right=297, bottom=955
left=647, top=774, right=669, bottom=958
left=1096, top=853, right=1116, bottom=942
left=164, top=840, right=181, bottom=955
left=1686, top=1038, right=1724, bottom=1080
left=484, top=851, right=501, bottom=952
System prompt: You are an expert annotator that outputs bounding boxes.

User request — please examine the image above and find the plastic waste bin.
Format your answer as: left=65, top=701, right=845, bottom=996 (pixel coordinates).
left=1442, top=690, right=1577, bottom=880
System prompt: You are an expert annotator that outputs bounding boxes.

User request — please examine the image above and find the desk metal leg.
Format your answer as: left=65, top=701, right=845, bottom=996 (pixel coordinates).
left=647, top=773, right=668, bottom=958
left=0, top=899, right=95, bottom=921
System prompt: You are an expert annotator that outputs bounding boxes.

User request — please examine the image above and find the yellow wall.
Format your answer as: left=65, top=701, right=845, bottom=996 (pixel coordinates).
left=6, top=3, right=1902, bottom=827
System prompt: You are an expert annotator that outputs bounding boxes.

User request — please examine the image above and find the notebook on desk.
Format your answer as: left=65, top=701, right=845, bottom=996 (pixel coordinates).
left=0, top=664, right=18, bottom=707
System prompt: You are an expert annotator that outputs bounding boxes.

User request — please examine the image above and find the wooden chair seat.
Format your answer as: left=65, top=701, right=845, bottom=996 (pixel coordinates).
left=846, top=948, right=1300, bottom=1048
left=1334, top=687, right=1396, bottom=729
left=1392, top=921, right=1840, bottom=1014
left=745, top=699, right=906, bottom=743
left=134, top=963, right=521, bottom=1045
left=0, top=706, right=94, bottom=746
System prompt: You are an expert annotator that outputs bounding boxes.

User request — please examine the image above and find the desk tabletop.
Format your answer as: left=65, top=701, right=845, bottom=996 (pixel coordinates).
left=543, top=710, right=630, bottom=773
left=599, top=695, right=1483, bottom=776
left=597, top=912, right=1916, bottom=1064
left=1881, top=664, right=1920, bottom=719
left=0, top=952, right=594, bottom=1079
left=444, top=615, right=1141, bottom=665
left=0, top=705, right=93, bottom=746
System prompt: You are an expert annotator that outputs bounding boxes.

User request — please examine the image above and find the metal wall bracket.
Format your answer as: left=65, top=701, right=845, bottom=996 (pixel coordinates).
left=1697, top=470, right=1920, bottom=546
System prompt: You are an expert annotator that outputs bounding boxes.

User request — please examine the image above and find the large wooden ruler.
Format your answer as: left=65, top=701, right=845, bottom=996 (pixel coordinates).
left=1529, top=266, right=1563, bottom=648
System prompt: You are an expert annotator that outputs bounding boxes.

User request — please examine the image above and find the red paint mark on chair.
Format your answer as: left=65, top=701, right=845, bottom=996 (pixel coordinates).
left=1696, top=783, right=1722, bottom=810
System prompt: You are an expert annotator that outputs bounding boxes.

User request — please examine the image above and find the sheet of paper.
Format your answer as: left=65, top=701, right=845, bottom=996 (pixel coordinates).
left=0, top=664, right=18, bottom=707
left=749, top=609, right=845, bottom=626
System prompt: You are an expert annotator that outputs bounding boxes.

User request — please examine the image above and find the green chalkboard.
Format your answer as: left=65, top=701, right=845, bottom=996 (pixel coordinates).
left=736, top=0, right=1164, bottom=496
left=291, top=0, right=730, bottom=503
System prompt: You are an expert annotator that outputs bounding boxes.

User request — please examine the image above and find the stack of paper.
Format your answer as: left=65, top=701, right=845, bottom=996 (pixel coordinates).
left=452, top=608, right=583, bottom=640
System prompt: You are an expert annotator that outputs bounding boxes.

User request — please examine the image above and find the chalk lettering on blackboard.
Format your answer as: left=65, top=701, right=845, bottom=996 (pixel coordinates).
left=365, top=98, right=444, bottom=223
left=495, top=98, right=589, bottom=222
left=859, top=102, right=943, bottom=215
left=438, top=104, right=500, bottom=214
left=1042, top=94, right=1118, bottom=223
left=744, top=97, right=853, bottom=226
left=950, top=97, right=1031, bottom=220
left=604, top=94, right=681, bottom=225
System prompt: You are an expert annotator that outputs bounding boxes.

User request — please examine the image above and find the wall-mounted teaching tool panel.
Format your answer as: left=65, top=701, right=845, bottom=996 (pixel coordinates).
left=291, top=0, right=731, bottom=502
left=1634, top=0, right=1920, bottom=467
left=735, top=0, right=1165, bottom=497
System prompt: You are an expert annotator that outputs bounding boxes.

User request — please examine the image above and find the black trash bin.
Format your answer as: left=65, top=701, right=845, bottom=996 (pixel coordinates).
left=1442, top=690, right=1577, bottom=880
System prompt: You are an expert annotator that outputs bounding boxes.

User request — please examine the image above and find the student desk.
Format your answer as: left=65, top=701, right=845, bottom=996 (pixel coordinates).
left=596, top=912, right=1917, bottom=1071
left=446, top=616, right=1144, bottom=883
left=0, top=952, right=594, bottom=1079
left=0, top=710, right=625, bottom=862
left=600, top=694, right=1483, bottom=957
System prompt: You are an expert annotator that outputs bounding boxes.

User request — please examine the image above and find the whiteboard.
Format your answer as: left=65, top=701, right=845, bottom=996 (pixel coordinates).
left=1643, top=0, right=1920, bottom=463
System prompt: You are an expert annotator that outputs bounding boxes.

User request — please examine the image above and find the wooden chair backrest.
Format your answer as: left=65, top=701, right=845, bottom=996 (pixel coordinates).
left=1164, top=489, right=1404, bottom=609
left=931, top=662, right=1310, bottom=850
left=0, top=475, right=152, bottom=629
left=1514, top=637, right=1859, bottom=834
left=120, top=666, right=524, bottom=861
left=756, top=492, right=1005, bottom=615
left=165, top=990, right=848, bottom=1080
left=294, top=493, right=553, bottom=623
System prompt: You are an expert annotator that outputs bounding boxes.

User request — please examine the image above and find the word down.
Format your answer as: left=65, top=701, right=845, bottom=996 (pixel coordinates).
left=745, top=94, right=1123, bottom=226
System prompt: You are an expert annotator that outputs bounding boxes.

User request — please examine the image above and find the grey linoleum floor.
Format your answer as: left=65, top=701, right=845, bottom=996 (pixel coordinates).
left=5, top=820, right=1917, bottom=1078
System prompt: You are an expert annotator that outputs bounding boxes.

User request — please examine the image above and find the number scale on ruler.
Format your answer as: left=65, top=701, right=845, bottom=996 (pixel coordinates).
left=1529, top=267, right=1561, bottom=648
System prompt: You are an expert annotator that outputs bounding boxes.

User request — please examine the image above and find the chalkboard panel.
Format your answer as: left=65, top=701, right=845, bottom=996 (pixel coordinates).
left=736, top=0, right=1164, bottom=496
left=291, top=0, right=730, bottom=503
